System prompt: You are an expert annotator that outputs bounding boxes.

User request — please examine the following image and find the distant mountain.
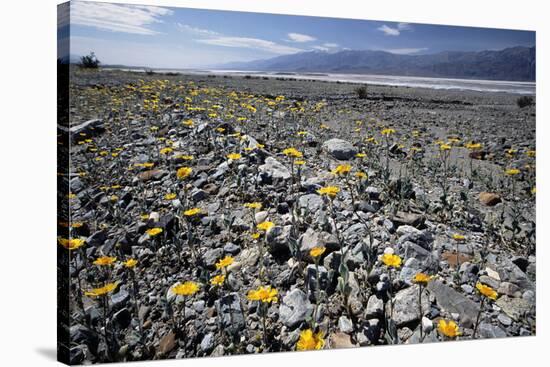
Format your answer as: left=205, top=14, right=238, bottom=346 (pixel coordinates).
left=219, top=46, right=535, bottom=81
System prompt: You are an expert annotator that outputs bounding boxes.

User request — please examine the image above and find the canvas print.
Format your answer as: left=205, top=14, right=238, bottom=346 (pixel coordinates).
left=57, top=1, right=536, bottom=365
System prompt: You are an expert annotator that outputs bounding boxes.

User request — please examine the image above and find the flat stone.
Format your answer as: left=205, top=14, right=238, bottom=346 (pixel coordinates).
left=478, top=322, right=507, bottom=339
left=496, top=295, right=532, bottom=321
left=322, top=138, right=357, bottom=160
left=479, top=192, right=502, bottom=206
left=338, top=316, right=354, bottom=333
left=157, top=330, right=176, bottom=355
left=364, top=295, right=384, bottom=318
left=329, top=332, right=356, bottom=348
left=427, top=280, right=480, bottom=321
left=279, top=288, right=312, bottom=329
left=390, top=285, right=430, bottom=326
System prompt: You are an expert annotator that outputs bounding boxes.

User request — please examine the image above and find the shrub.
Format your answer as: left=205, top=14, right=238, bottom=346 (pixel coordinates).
left=79, top=52, right=100, bottom=69
left=516, top=96, right=534, bottom=108
left=355, top=85, right=368, bottom=99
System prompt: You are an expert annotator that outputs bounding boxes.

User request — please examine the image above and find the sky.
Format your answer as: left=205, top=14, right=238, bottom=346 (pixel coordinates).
left=58, top=1, right=536, bottom=69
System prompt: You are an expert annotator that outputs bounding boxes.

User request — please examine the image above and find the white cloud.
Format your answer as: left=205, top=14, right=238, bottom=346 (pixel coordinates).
left=323, top=42, right=339, bottom=48
left=397, top=23, right=412, bottom=31
left=382, top=47, right=428, bottom=55
left=71, top=1, right=172, bottom=35
left=287, top=32, right=316, bottom=42
left=178, top=23, right=302, bottom=55
left=197, top=36, right=302, bottom=54
left=377, top=23, right=413, bottom=36
left=377, top=24, right=401, bottom=36
left=176, top=23, right=220, bottom=36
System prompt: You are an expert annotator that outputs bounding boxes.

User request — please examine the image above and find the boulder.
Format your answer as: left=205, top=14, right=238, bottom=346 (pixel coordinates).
left=322, top=139, right=357, bottom=160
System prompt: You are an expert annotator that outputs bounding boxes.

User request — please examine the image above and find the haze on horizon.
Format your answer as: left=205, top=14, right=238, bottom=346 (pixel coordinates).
left=58, top=1, right=535, bottom=69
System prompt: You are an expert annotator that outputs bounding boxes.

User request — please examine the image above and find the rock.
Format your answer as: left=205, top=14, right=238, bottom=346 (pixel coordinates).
left=202, top=248, right=224, bottom=268
left=157, top=330, right=176, bottom=355
left=422, top=316, right=434, bottom=333
left=70, top=325, right=99, bottom=352
left=478, top=322, right=507, bottom=339
left=279, top=288, right=312, bottom=329
left=200, top=333, right=215, bottom=353
left=110, top=289, right=130, bottom=310
left=364, top=295, right=384, bottom=318
left=215, top=293, right=245, bottom=332
left=399, top=241, right=438, bottom=272
left=391, top=212, right=425, bottom=229
left=68, top=118, right=105, bottom=142
left=298, top=194, right=324, bottom=214
left=498, top=282, right=520, bottom=297
left=479, top=275, right=500, bottom=290
left=361, top=319, right=381, bottom=343
left=223, top=243, right=240, bottom=255
left=479, top=192, right=502, bottom=206
left=113, top=308, right=132, bottom=329
left=427, top=280, right=480, bottom=321
left=329, top=332, right=356, bottom=348
left=396, top=226, right=432, bottom=248
left=390, top=285, right=430, bottom=326
left=496, top=296, right=532, bottom=321
left=266, top=225, right=292, bottom=255
left=498, top=313, right=513, bottom=326
left=495, top=258, right=535, bottom=291
left=338, top=316, right=354, bottom=333
left=305, top=265, right=329, bottom=296
left=300, top=228, right=322, bottom=253
left=258, top=157, right=291, bottom=182
left=86, top=231, right=107, bottom=247
left=137, top=169, right=167, bottom=182
left=322, top=138, right=357, bottom=160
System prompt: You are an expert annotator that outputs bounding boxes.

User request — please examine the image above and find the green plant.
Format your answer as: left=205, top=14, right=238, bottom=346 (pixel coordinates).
left=80, top=52, right=100, bottom=69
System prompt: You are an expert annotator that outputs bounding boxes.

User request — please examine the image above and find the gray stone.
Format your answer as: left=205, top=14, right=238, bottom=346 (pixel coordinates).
left=496, top=295, right=532, bottom=321
left=498, top=282, right=520, bottom=297
left=478, top=322, right=507, bottom=339
left=427, top=280, right=480, bottom=321
left=322, top=138, right=357, bottom=160
left=203, top=248, right=224, bottom=268
left=338, top=316, right=354, bottom=333
left=259, top=157, right=291, bottom=181
left=214, top=292, right=245, bottom=332
left=200, top=332, right=215, bottom=353
left=279, top=288, right=313, bottom=329
left=266, top=225, right=292, bottom=255
left=364, top=295, right=384, bottom=318
left=110, top=289, right=130, bottom=310
left=389, top=285, right=430, bottom=326
left=305, top=264, right=329, bottom=295
left=498, top=313, right=513, bottom=326
left=298, top=194, right=324, bottom=213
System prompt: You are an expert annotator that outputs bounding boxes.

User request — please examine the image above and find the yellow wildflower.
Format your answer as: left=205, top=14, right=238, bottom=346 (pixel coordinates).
left=93, top=256, right=117, bottom=266
left=505, top=168, right=520, bottom=176
left=283, top=147, right=303, bottom=158
left=172, top=281, right=200, bottom=296
left=164, top=193, right=177, bottom=200
left=247, top=286, right=278, bottom=303
left=296, top=329, right=325, bottom=351
left=58, top=237, right=85, bottom=251
left=309, top=246, right=326, bottom=258
left=412, top=272, right=433, bottom=286
left=331, top=164, right=352, bottom=176
left=215, top=256, right=234, bottom=270
left=437, top=319, right=461, bottom=338
left=176, top=167, right=192, bottom=179
left=381, top=253, right=402, bottom=268
left=146, top=227, right=163, bottom=237
left=476, top=282, right=498, bottom=300
left=183, top=208, right=202, bottom=217
left=244, top=202, right=262, bottom=210
left=210, top=274, right=226, bottom=287
left=257, top=221, right=275, bottom=232
left=317, top=186, right=340, bottom=198
left=227, top=153, right=242, bottom=160
left=84, top=282, right=118, bottom=297
left=123, top=258, right=138, bottom=268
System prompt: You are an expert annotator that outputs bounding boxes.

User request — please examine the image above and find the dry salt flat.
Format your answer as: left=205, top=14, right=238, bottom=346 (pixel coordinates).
left=60, top=67, right=535, bottom=364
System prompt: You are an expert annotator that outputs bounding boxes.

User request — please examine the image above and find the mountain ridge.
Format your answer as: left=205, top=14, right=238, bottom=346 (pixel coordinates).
left=218, top=46, right=536, bottom=81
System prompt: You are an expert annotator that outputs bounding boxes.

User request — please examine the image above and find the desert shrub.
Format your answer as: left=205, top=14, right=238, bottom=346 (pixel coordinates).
left=355, top=85, right=368, bottom=99
left=517, top=96, right=534, bottom=108
left=79, top=52, right=100, bottom=69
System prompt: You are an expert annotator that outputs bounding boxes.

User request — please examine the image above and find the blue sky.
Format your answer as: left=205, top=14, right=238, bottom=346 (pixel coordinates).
left=60, top=1, right=535, bottom=69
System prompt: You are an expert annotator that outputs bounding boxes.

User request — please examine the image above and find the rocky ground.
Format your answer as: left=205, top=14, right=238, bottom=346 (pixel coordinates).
left=62, top=68, right=536, bottom=364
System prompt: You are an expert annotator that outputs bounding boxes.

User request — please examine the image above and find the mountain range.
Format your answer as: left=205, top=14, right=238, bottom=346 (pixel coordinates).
left=219, top=46, right=535, bottom=81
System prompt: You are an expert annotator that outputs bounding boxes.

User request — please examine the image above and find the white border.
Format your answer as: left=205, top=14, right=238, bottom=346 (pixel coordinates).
left=0, top=1, right=545, bottom=366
